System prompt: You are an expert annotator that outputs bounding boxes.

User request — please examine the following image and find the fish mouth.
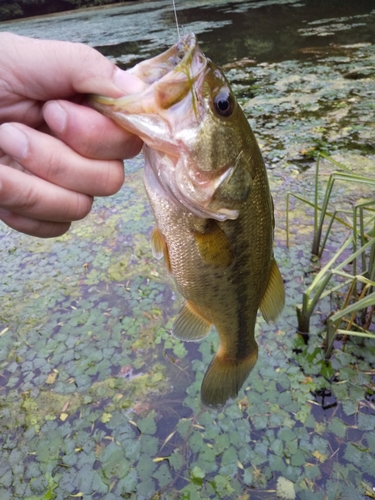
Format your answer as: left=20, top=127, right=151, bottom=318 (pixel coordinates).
left=129, top=33, right=203, bottom=85
left=89, top=33, right=247, bottom=221
left=88, top=33, right=207, bottom=150
left=129, top=33, right=207, bottom=121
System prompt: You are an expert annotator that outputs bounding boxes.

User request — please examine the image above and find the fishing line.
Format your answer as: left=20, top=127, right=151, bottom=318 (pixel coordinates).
left=172, top=0, right=180, bottom=40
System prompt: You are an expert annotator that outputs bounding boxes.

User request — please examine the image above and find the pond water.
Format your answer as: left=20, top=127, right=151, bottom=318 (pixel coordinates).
left=1, top=1, right=375, bottom=499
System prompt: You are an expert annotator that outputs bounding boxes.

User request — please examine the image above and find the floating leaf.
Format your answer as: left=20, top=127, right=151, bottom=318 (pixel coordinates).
left=136, top=457, right=157, bottom=482
left=312, top=450, right=327, bottom=463
left=141, top=435, right=159, bottom=456
left=276, top=476, right=296, bottom=500
left=137, top=414, right=157, bottom=435
left=220, top=446, right=238, bottom=466
left=152, top=462, right=172, bottom=489
left=243, top=467, right=253, bottom=486
left=291, top=450, right=305, bottom=467
left=189, top=431, right=204, bottom=453
left=169, top=451, right=184, bottom=471
left=213, top=474, right=235, bottom=496
left=328, top=417, right=346, bottom=438
left=357, top=413, right=375, bottom=431
left=270, top=439, right=284, bottom=457
left=173, top=341, right=188, bottom=359
left=115, top=469, right=138, bottom=495
left=342, top=399, right=357, bottom=416
left=343, top=443, right=363, bottom=465
left=136, top=477, right=156, bottom=498
left=101, top=412, right=112, bottom=424
left=191, top=465, right=205, bottom=479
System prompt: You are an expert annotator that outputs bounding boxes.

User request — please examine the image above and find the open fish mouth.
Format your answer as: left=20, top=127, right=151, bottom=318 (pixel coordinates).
left=129, top=33, right=204, bottom=85
left=89, top=33, right=252, bottom=221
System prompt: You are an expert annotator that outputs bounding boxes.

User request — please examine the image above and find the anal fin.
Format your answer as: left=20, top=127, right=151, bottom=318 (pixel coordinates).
left=260, top=258, right=285, bottom=323
left=150, top=227, right=171, bottom=273
left=172, top=301, right=212, bottom=342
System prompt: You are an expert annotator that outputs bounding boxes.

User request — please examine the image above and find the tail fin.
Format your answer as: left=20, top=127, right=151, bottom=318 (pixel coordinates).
left=200, top=344, right=258, bottom=408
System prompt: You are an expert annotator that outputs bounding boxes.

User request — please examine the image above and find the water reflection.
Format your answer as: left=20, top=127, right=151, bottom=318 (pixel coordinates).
left=1, top=0, right=374, bottom=67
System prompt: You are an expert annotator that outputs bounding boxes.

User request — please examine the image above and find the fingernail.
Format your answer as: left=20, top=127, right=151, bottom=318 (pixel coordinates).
left=0, top=124, right=29, bottom=160
left=113, top=68, right=145, bottom=93
left=0, top=209, right=11, bottom=217
left=43, top=101, right=67, bottom=134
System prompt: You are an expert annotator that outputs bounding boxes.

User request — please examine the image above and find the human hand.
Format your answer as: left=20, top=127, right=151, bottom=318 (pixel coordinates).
left=0, top=32, right=144, bottom=237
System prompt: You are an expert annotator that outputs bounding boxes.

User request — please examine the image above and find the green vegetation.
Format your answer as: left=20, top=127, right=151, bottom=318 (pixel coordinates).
left=287, top=154, right=375, bottom=353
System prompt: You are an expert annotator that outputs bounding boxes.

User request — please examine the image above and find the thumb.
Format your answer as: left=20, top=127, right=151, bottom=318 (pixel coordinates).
left=0, top=32, right=144, bottom=101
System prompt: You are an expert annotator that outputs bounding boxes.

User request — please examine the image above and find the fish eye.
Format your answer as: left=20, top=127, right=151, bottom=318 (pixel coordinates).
left=214, top=90, right=234, bottom=117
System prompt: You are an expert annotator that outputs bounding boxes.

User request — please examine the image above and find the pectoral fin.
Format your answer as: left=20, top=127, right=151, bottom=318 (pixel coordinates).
left=172, top=301, right=212, bottom=342
left=260, top=258, right=285, bottom=323
left=193, top=222, right=232, bottom=268
left=151, top=227, right=172, bottom=273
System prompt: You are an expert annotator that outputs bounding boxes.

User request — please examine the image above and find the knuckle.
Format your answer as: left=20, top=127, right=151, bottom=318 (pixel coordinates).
left=100, top=161, right=124, bottom=196
left=72, top=194, right=93, bottom=220
left=43, top=148, right=65, bottom=182
left=87, top=161, right=124, bottom=197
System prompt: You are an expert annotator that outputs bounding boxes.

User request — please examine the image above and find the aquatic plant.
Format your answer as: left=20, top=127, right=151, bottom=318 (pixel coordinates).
left=287, top=153, right=375, bottom=353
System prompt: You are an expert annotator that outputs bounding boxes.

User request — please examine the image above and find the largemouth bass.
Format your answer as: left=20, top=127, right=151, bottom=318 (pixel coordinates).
left=89, top=34, right=285, bottom=407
